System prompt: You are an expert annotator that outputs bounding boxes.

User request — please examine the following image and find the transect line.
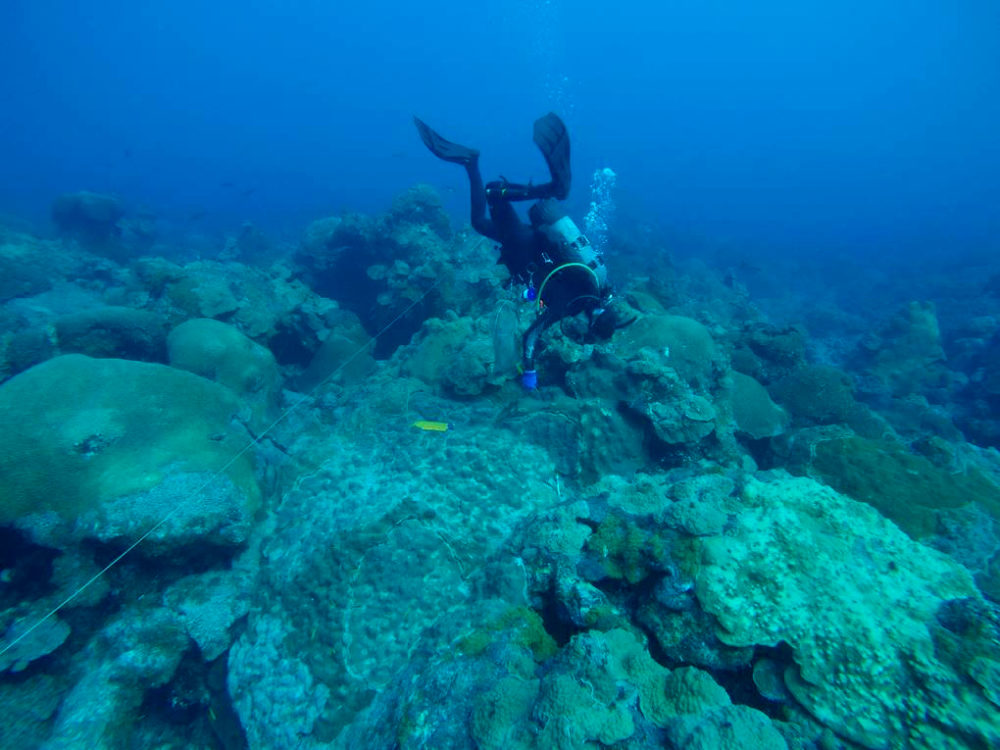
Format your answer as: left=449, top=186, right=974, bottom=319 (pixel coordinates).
left=0, top=278, right=441, bottom=659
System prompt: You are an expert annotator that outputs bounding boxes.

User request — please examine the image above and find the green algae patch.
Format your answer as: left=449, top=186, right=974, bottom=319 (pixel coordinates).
left=585, top=514, right=672, bottom=584
left=811, top=435, right=1000, bottom=538
left=456, top=606, right=558, bottom=663
left=0, top=354, right=259, bottom=525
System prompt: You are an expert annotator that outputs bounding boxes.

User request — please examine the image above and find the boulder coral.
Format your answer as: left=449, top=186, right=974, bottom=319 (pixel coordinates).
left=0, top=355, right=259, bottom=546
left=167, top=317, right=282, bottom=431
left=728, top=371, right=789, bottom=439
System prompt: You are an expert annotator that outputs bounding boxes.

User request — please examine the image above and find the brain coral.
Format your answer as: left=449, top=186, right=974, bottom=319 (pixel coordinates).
left=693, top=473, right=996, bottom=749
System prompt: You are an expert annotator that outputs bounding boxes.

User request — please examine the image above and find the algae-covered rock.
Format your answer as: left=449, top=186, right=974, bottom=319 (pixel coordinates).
left=562, top=313, right=735, bottom=466
left=511, top=396, right=647, bottom=480
left=694, top=473, right=996, bottom=749
left=0, top=673, right=63, bottom=748
left=361, top=623, right=786, bottom=750
left=0, top=355, right=259, bottom=544
left=733, top=323, right=808, bottom=383
left=165, top=265, right=242, bottom=319
left=770, top=365, right=886, bottom=437
left=229, top=422, right=561, bottom=742
left=296, top=310, right=375, bottom=390
left=3, top=325, right=57, bottom=376
left=51, top=191, right=124, bottom=247
left=808, top=434, right=1000, bottom=539
left=0, top=234, right=53, bottom=302
left=164, top=570, right=252, bottom=661
left=386, top=183, right=451, bottom=239
left=147, top=258, right=320, bottom=343
left=648, top=393, right=717, bottom=444
left=168, top=317, right=282, bottom=430
left=0, top=613, right=70, bottom=673
left=665, top=473, right=736, bottom=536
left=399, top=315, right=493, bottom=396
left=41, top=604, right=189, bottom=749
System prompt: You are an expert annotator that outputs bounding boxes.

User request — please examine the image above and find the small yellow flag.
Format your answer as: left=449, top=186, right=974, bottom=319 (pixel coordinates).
left=412, top=420, right=449, bottom=432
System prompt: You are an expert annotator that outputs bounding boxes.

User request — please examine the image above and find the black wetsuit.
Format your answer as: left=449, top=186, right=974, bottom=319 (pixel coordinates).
left=415, top=112, right=607, bottom=372
left=464, top=162, right=605, bottom=370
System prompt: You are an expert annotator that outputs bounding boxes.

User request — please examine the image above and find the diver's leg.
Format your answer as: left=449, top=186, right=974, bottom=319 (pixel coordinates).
left=414, top=116, right=501, bottom=240
left=414, top=117, right=479, bottom=164
left=477, top=113, right=571, bottom=203
left=466, top=157, right=499, bottom=240
left=533, top=112, right=571, bottom=200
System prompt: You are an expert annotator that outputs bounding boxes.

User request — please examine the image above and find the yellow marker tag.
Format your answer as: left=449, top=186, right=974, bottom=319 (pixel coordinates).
left=412, top=420, right=449, bottom=432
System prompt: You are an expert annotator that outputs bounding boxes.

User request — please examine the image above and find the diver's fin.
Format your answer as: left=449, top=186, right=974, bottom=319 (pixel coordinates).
left=533, top=112, right=571, bottom=200
left=413, top=116, right=479, bottom=165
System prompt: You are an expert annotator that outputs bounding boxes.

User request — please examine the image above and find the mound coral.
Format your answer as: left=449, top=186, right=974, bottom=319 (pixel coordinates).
left=167, top=317, right=282, bottom=430
left=0, top=355, right=259, bottom=541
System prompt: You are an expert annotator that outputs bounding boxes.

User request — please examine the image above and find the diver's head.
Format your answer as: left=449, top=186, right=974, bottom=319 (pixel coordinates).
left=589, top=307, right=618, bottom=340
left=588, top=295, right=637, bottom=341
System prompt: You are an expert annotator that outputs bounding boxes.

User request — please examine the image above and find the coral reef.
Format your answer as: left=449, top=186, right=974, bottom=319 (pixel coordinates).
left=2, top=186, right=1000, bottom=750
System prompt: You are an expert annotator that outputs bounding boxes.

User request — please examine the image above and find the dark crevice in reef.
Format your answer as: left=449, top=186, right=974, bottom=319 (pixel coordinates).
left=90, top=537, right=239, bottom=578
left=539, top=583, right=584, bottom=648
left=0, top=526, right=59, bottom=606
left=715, top=641, right=797, bottom=720
left=141, top=647, right=248, bottom=750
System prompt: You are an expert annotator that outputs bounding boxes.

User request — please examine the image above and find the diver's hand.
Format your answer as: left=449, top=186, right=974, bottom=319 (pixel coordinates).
left=521, top=370, right=538, bottom=390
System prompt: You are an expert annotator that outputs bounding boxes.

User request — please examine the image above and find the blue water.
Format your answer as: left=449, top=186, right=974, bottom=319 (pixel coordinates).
left=3, top=0, right=998, bottom=255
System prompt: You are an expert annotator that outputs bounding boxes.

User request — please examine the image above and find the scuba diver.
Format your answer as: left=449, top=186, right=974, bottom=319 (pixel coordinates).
left=414, top=112, right=629, bottom=390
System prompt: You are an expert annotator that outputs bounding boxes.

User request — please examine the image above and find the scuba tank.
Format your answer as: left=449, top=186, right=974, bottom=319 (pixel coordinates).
left=528, top=199, right=607, bottom=288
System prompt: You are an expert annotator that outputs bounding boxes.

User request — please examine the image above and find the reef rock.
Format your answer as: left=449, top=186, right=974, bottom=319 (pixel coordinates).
left=693, top=472, right=997, bottom=749
left=853, top=300, right=948, bottom=396
left=51, top=191, right=125, bottom=252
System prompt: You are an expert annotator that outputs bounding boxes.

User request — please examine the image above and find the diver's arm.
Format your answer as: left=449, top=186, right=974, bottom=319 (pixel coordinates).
left=522, top=309, right=554, bottom=372
left=485, top=179, right=559, bottom=203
